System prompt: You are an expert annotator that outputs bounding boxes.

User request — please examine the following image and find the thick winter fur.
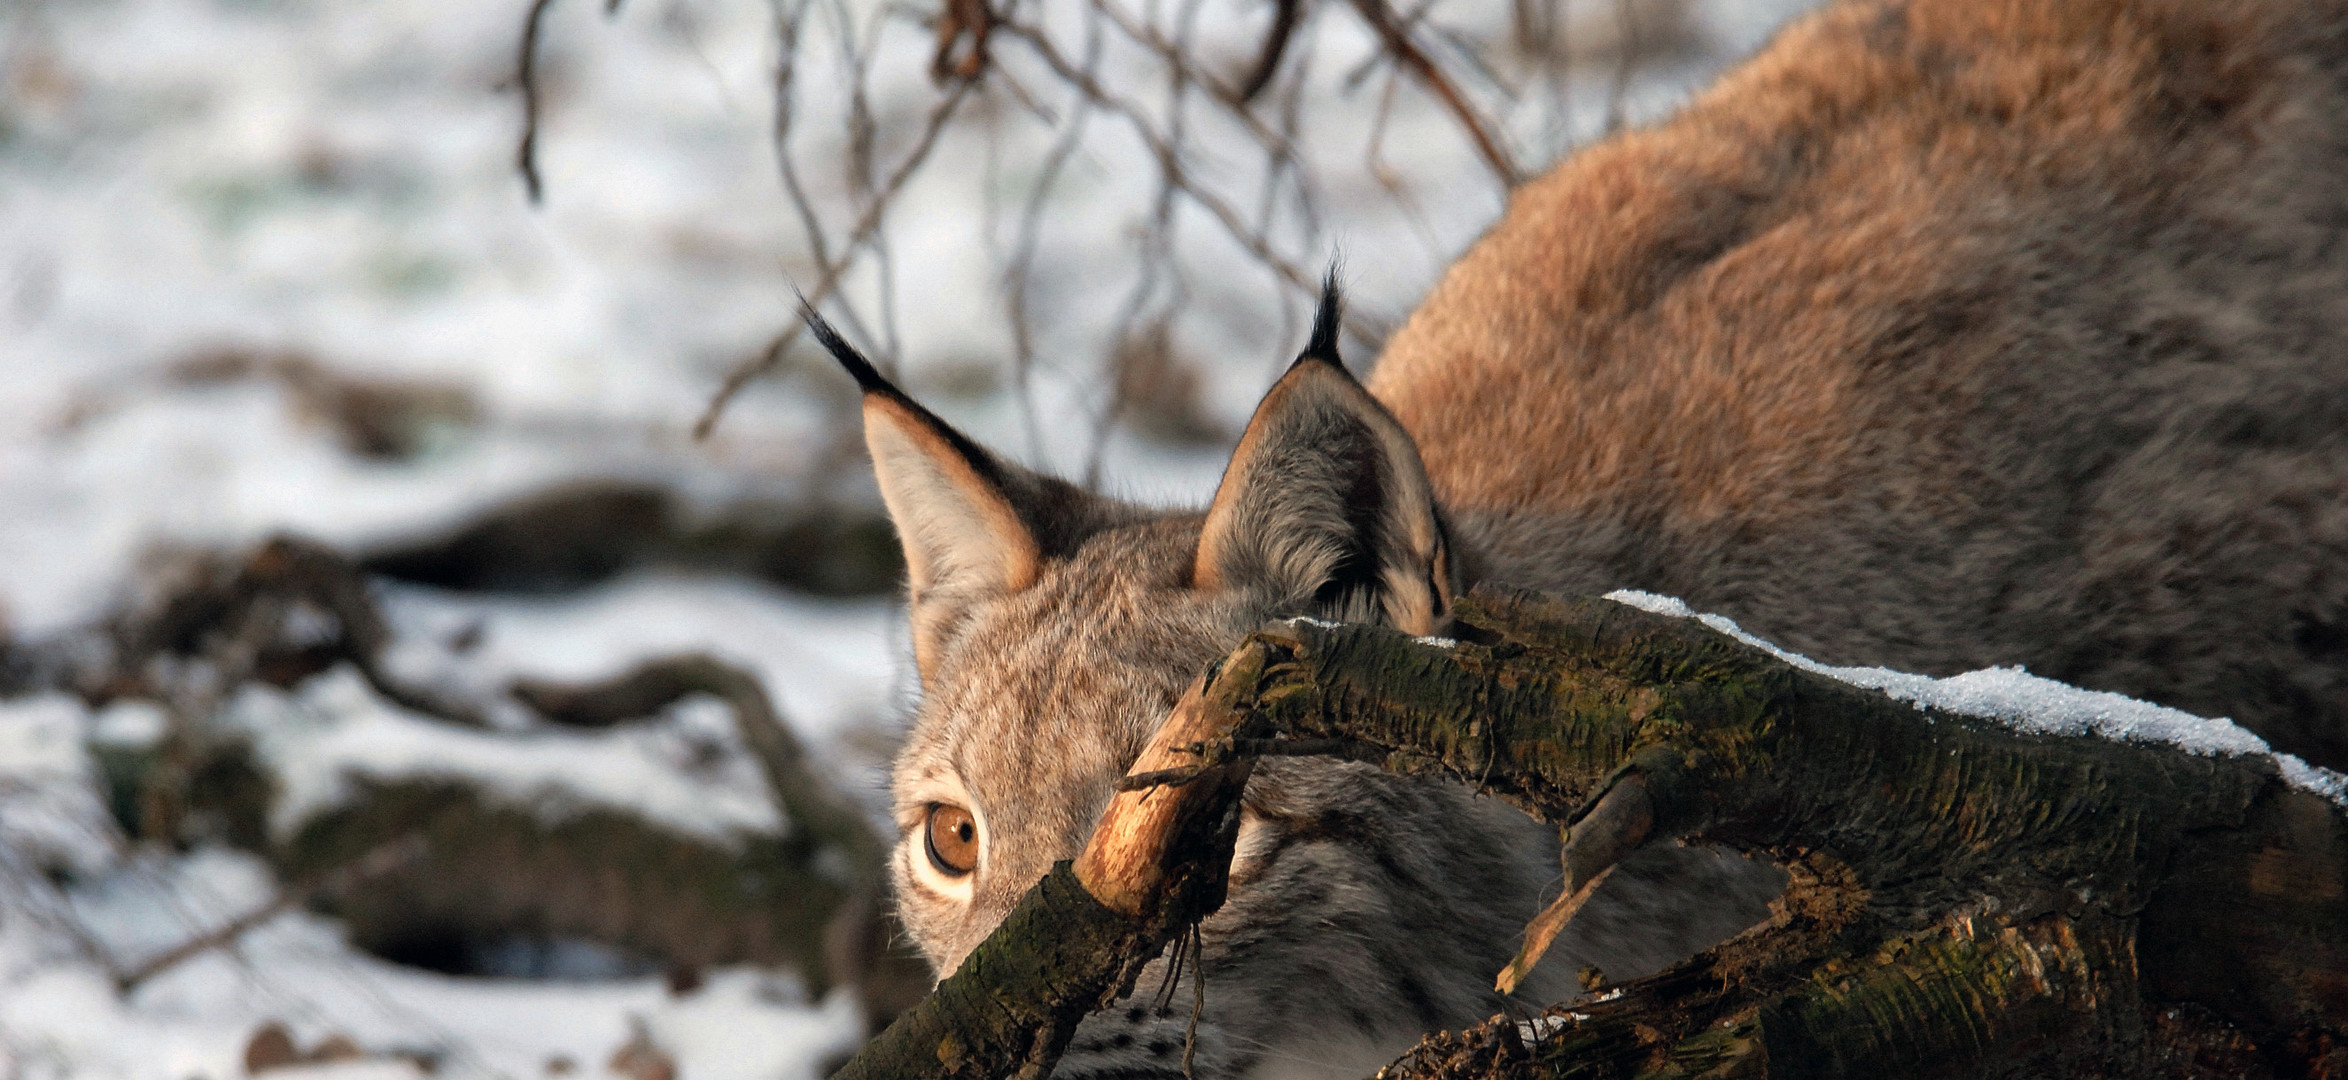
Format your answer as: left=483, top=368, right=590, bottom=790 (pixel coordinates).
left=1374, top=0, right=2348, bottom=769
left=849, top=0, right=2348, bottom=1076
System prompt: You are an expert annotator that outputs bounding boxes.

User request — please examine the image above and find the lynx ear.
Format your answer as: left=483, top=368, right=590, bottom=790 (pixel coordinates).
left=1194, top=281, right=1455, bottom=635
left=804, top=309, right=1044, bottom=677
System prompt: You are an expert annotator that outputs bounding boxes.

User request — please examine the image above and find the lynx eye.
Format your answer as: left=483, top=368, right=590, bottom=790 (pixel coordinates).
left=924, top=803, right=979, bottom=877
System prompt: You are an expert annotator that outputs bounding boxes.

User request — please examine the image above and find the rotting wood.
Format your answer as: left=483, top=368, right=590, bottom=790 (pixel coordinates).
left=834, top=584, right=2348, bottom=1079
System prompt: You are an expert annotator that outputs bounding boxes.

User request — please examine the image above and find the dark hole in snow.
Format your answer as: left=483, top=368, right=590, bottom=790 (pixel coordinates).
left=367, top=927, right=662, bottom=981
left=358, top=479, right=903, bottom=598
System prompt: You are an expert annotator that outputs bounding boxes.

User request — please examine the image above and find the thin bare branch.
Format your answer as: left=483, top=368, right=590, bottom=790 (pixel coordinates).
left=1344, top=0, right=1519, bottom=186
left=769, top=0, right=836, bottom=273
left=696, top=77, right=977, bottom=439
left=515, top=0, right=561, bottom=205
left=1082, top=0, right=1326, bottom=208
left=114, top=835, right=428, bottom=993
left=1235, top=0, right=1301, bottom=101
left=997, top=20, right=1389, bottom=347
left=1002, top=18, right=1102, bottom=463
left=931, top=0, right=995, bottom=82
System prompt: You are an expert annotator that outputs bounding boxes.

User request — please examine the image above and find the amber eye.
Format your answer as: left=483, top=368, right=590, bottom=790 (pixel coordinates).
left=924, top=803, right=979, bottom=877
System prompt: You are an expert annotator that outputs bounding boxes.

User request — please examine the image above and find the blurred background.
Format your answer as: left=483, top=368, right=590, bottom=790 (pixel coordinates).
left=0, top=0, right=1812, bottom=1076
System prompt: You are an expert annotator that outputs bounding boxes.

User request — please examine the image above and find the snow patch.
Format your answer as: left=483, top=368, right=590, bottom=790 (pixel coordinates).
left=229, top=667, right=786, bottom=844
left=0, top=695, right=118, bottom=881
left=0, top=702, right=863, bottom=1080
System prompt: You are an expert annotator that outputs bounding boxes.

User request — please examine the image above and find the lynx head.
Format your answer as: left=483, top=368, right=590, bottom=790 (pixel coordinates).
left=813, top=281, right=1458, bottom=975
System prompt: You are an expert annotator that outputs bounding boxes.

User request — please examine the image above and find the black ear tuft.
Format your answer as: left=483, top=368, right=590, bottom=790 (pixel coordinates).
left=1195, top=334, right=1455, bottom=634
left=1302, top=265, right=1345, bottom=368
left=798, top=295, right=895, bottom=396
left=800, top=293, right=1005, bottom=476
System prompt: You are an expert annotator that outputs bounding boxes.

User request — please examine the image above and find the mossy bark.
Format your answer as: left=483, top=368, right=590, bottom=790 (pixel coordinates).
left=837, top=585, right=2348, bottom=1079
left=833, top=864, right=1168, bottom=1080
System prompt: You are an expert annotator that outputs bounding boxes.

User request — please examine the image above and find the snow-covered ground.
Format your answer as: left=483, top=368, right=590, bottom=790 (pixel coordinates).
left=0, top=0, right=1836, bottom=1076
left=1, top=695, right=861, bottom=1080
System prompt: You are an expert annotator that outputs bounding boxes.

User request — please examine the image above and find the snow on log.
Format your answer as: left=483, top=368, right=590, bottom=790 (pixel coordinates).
left=837, top=585, right=2348, bottom=1079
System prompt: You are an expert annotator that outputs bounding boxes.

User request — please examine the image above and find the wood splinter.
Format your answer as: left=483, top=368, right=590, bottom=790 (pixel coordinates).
left=1495, top=773, right=1655, bottom=994
left=1074, top=645, right=1272, bottom=916
left=831, top=643, right=1280, bottom=1080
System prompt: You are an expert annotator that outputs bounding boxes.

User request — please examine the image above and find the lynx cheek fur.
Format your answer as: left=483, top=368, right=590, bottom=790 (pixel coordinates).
left=831, top=0, right=2348, bottom=1075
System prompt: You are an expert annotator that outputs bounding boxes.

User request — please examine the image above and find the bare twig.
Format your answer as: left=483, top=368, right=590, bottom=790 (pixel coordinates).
left=1344, top=0, right=1519, bottom=186
left=1002, top=19, right=1101, bottom=462
left=1366, top=66, right=1451, bottom=264
left=770, top=0, right=837, bottom=282
left=515, top=0, right=561, bottom=205
left=114, top=835, right=428, bottom=993
left=1235, top=0, right=1301, bottom=101
left=681, top=0, right=1720, bottom=464
left=764, top=0, right=885, bottom=358
left=931, top=0, right=995, bottom=82
left=689, top=0, right=1642, bottom=452
left=695, top=78, right=977, bottom=439
left=1082, top=0, right=1327, bottom=214
left=998, top=21, right=1389, bottom=347
left=1077, top=0, right=1211, bottom=486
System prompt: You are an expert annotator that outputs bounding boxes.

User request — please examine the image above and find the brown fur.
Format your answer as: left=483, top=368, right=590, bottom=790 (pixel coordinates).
left=1376, top=0, right=2348, bottom=767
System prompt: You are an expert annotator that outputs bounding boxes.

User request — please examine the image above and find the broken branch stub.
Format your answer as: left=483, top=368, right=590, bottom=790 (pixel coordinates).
left=1493, top=771, right=1654, bottom=994
left=1073, top=648, right=1270, bottom=916
left=831, top=645, right=1271, bottom=1080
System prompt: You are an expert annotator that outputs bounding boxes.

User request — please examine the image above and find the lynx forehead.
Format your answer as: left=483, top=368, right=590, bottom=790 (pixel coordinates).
left=830, top=0, right=2348, bottom=1074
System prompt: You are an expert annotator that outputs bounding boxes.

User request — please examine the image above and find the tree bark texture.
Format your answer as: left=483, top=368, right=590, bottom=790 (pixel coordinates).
left=833, top=586, right=2348, bottom=1079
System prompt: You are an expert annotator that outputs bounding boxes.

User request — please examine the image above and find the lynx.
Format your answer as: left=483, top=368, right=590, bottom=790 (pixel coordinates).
left=828, top=0, right=2348, bottom=1075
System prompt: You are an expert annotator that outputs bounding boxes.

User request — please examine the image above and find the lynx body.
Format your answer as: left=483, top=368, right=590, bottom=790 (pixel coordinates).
left=840, top=0, right=2348, bottom=1076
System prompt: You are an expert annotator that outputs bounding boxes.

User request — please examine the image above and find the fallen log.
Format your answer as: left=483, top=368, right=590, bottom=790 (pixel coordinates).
left=831, top=585, right=2348, bottom=1079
